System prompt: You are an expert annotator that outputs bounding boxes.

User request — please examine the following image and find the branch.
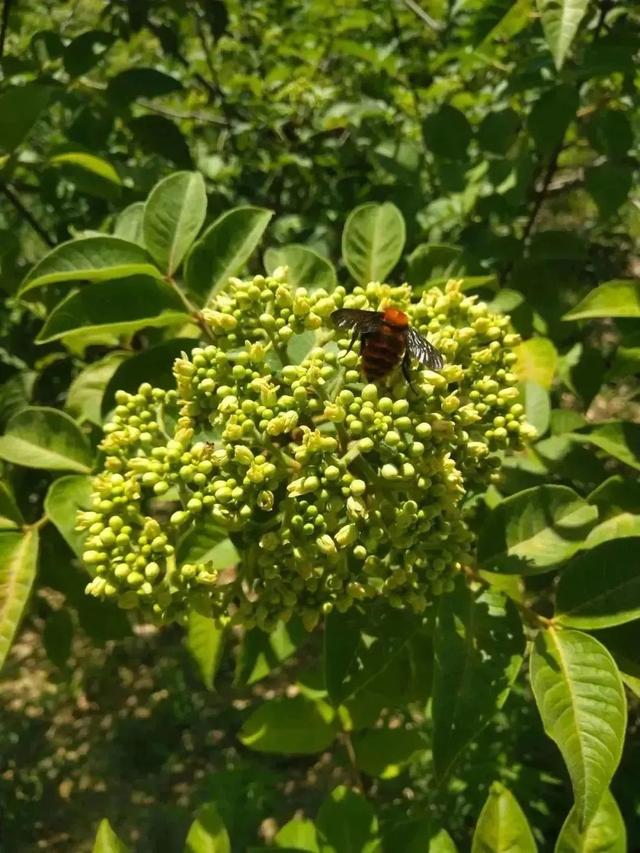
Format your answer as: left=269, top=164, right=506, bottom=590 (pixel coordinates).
left=0, top=182, right=55, bottom=247
left=402, top=0, right=444, bottom=33
left=0, top=0, right=13, bottom=64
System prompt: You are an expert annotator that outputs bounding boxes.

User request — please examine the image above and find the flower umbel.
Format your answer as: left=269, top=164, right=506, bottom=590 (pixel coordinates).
left=78, top=271, right=533, bottom=631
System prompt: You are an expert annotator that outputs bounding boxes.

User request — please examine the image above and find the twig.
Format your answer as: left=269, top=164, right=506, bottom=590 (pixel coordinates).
left=165, top=276, right=215, bottom=342
left=0, top=182, right=54, bottom=247
left=340, top=730, right=366, bottom=794
left=402, top=0, right=444, bottom=33
left=0, top=0, right=13, bottom=64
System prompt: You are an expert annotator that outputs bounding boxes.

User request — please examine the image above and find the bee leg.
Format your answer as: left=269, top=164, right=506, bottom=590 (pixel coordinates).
left=402, top=352, right=417, bottom=393
left=346, top=328, right=360, bottom=353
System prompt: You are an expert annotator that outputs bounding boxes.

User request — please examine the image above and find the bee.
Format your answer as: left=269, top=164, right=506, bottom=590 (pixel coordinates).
left=331, top=306, right=444, bottom=388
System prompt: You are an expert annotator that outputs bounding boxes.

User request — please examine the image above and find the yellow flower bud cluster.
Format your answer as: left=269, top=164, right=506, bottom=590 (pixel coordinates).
left=78, top=270, right=532, bottom=630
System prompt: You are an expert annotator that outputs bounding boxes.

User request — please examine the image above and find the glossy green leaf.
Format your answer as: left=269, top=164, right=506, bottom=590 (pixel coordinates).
left=92, top=818, right=129, bottom=853
left=536, top=0, right=589, bottom=70
left=556, top=539, right=640, bottom=629
left=50, top=152, right=121, bottom=185
left=521, top=381, right=550, bottom=437
left=585, top=477, right=640, bottom=547
left=342, top=202, right=405, bottom=285
left=471, top=783, right=537, bottom=852
left=0, top=84, right=50, bottom=153
left=186, top=612, right=226, bottom=691
left=44, top=474, right=92, bottom=556
left=0, top=529, right=39, bottom=671
left=113, top=203, right=145, bottom=245
left=316, top=787, right=380, bottom=853
left=43, top=608, right=73, bottom=668
left=515, top=338, right=558, bottom=389
left=406, top=243, right=464, bottom=285
left=178, top=520, right=238, bottom=570
left=66, top=353, right=127, bottom=425
left=569, top=423, right=640, bottom=471
left=234, top=619, right=307, bottom=686
left=264, top=244, right=336, bottom=291
left=563, top=281, right=640, bottom=320
left=478, top=485, right=597, bottom=574
left=432, top=578, right=524, bottom=778
left=185, top=802, right=231, bottom=853
left=530, top=629, right=626, bottom=829
left=185, top=206, right=273, bottom=306
left=0, top=481, right=23, bottom=530
left=143, top=171, right=207, bottom=275
left=353, top=728, right=425, bottom=779
left=36, top=277, right=189, bottom=344
left=239, top=696, right=338, bottom=754
left=101, top=338, right=196, bottom=416
left=107, top=68, right=182, bottom=104
left=555, top=788, right=626, bottom=853
left=20, top=237, right=161, bottom=294
left=275, top=818, right=319, bottom=852
left=0, top=407, right=92, bottom=472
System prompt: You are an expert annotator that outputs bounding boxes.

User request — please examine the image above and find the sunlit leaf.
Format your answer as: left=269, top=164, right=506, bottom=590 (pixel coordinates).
left=0, top=529, right=39, bottom=671
left=186, top=612, right=226, bottom=691
left=515, top=337, right=558, bottom=389
left=536, top=0, right=589, bottom=70
left=66, top=353, right=127, bottom=425
left=275, top=818, right=319, bottom=852
left=185, top=802, right=231, bottom=853
left=471, top=783, right=537, bottom=852
left=0, top=407, right=92, bottom=472
left=239, top=696, right=338, bottom=754
left=0, top=481, right=23, bottom=530
left=530, top=629, right=626, bottom=829
left=342, top=202, right=405, bottom=285
left=113, top=202, right=145, bottom=245
left=555, top=788, right=626, bottom=853
left=143, top=171, right=207, bottom=275
left=92, top=818, right=130, bottom=853
left=264, top=244, right=336, bottom=291
left=563, top=280, right=640, bottom=320
left=353, top=728, right=425, bottom=779
left=316, top=787, right=380, bottom=853
left=44, top=474, right=92, bottom=556
left=50, top=152, right=121, bottom=184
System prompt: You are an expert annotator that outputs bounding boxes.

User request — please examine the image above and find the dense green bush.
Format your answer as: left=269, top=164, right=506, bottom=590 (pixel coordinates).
left=1, top=0, right=640, bottom=850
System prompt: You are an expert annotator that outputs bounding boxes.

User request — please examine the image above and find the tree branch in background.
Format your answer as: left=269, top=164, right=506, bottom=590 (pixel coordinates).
left=402, top=0, right=444, bottom=33
left=0, top=182, right=55, bottom=247
left=0, top=0, right=13, bottom=64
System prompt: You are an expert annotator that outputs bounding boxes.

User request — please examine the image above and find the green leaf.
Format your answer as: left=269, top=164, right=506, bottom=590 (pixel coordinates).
left=0, top=529, right=39, bottom=671
left=264, top=244, right=337, bottom=292
left=66, top=353, right=127, bottom=425
left=101, top=338, right=196, bottom=416
left=275, top=818, right=319, bottom=852
left=113, top=202, right=145, bottom=245
left=185, top=802, right=231, bottom=853
left=536, top=0, right=589, bottom=70
left=50, top=152, right=121, bottom=185
left=478, top=109, right=520, bottom=155
left=178, top=520, right=238, bottom=570
left=471, top=783, right=537, bottom=852
left=530, top=629, right=626, bottom=830
left=586, top=110, right=633, bottom=160
left=555, top=789, right=626, bottom=853
left=569, top=422, right=640, bottom=471
left=43, top=608, right=73, bottom=668
left=423, top=105, right=472, bottom=160
left=238, top=696, right=338, bottom=754
left=478, top=485, right=598, bottom=574
left=44, top=474, right=92, bottom=556
left=92, top=818, right=129, bottom=853
left=185, top=206, right=274, bottom=306
left=556, top=539, right=640, bottom=629
left=0, top=407, right=92, bottom=472
left=316, top=787, right=380, bottom=853
left=515, top=338, right=558, bottom=389
left=520, top=381, right=550, bottom=437
left=0, top=84, right=50, bottom=153
left=528, top=85, right=578, bottom=158
left=585, top=164, right=632, bottom=220
left=324, top=607, right=363, bottom=705
left=585, top=476, right=640, bottom=547
left=383, top=820, right=457, bottom=853
left=0, top=481, right=23, bottom=530
left=186, top=612, right=226, bottom=691
left=353, top=728, right=425, bottom=779
left=63, top=30, right=114, bottom=77
left=342, top=203, right=405, bottom=285
left=20, top=237, right=161, bottom=295
left=107, top=68, right=182, bottom=104
left=563, top=281, right=640, bottom=320
left=235, top=619, right=308, bottom=686
left=406, top=243, right=464, bottom=285
left=36, top=277, right=189, bottom=344
left=129, top=115, right=192, bottom=168
left=143, top=171, right=207, bottom=275
left=432, top=578, right=524, bottom=778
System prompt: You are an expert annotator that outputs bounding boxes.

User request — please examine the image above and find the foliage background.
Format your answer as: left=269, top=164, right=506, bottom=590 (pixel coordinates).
left=1, top=0, right=640, bottom=850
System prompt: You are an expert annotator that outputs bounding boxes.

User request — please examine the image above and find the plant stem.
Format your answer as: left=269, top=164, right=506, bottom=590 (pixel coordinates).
left=0, top=182, right=55, bottom=247
left=0, top=0, right=13, bottom=64
left=340, top=729, right=366, bottom=794
left=165, top=276, right=216, bottom=343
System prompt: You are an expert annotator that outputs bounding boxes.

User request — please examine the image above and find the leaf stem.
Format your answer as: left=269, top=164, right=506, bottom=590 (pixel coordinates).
left=165, top=276, right=216, bottom=342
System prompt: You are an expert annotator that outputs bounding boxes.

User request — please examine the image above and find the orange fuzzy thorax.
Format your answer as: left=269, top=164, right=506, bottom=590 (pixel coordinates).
left=382, top=307, right=409, bottom=327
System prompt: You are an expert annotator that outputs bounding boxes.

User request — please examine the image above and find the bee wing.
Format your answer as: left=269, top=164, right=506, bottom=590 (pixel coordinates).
left=331, top=309, right=383, bottom=335
left=407, top=327, right=445, bottom=370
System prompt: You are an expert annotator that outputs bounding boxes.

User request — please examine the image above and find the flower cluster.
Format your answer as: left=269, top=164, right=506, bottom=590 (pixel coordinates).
left=78, top=270, right=533, bottom=630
